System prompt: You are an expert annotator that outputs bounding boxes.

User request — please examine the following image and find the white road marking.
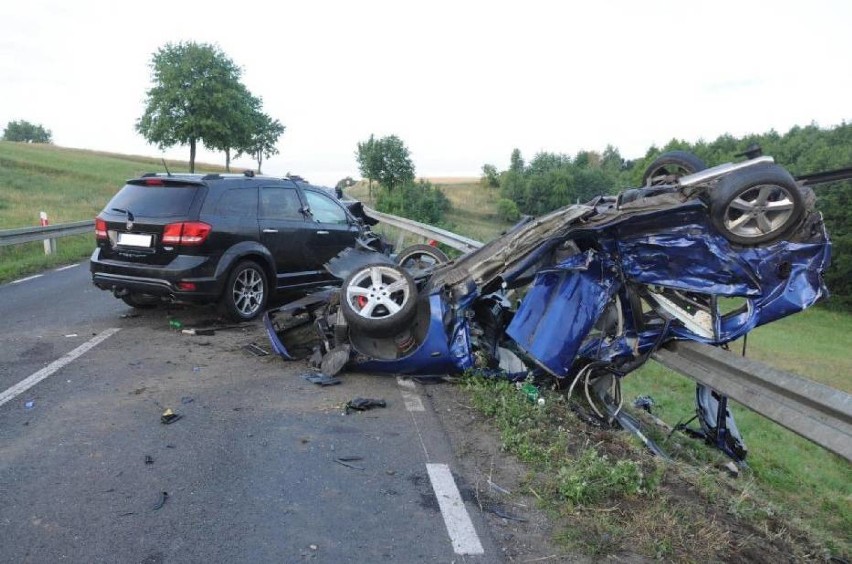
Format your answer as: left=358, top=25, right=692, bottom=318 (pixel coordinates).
left=397, top=377, right=424, bottom=411
left=426, top=463, right=485, bottom=555
left=0, top=328, right=120, bottom=408
left=55, top=263, right=80, bottom=272
left=11, top=274, right=43, bottom=284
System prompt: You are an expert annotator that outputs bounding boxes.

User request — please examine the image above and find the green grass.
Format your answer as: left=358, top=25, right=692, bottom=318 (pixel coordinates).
left=0, top=141, right=226, bottom=282
left=621, top=307, right=852, bottom=554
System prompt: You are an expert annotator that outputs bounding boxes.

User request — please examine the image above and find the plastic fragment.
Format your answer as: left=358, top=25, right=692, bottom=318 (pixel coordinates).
left=345, top=397, right=386, bottom=414
left=152, top=491, right=168, bottom=511
left=160, top=409, right=182, bottom=424
left=302, top=373, right=342, bottom=386
left=24, top=400, right=35, bottom=409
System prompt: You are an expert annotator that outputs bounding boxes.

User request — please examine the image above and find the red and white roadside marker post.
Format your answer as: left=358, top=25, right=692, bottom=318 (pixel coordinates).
left=40, top=211, right=56, bottom=255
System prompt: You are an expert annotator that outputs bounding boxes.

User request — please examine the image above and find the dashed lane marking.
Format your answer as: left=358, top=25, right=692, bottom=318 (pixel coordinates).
left=397, top=377, right=425, bottom=411
left=0, top=328, right=121, bottom=408
left=427, top=463, right=485, bottom=555
left=11, top=274, right=43, bottom=284
left=54, top=263, right=80, bottom=272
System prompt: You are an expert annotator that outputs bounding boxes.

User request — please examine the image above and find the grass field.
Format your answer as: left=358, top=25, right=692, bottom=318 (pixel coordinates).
left=0, top=141, right=225, bottom=281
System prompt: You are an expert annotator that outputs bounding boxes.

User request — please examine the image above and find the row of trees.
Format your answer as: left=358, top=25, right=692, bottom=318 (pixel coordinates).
left=136, top=42, right=284, bottom=173
left=483, top=122, right=851, bottom=308
left=2, top=120, right=52, bottom=143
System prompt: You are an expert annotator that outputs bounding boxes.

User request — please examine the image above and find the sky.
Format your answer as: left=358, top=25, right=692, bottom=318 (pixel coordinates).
left=1, top=0, right=850, bottom=186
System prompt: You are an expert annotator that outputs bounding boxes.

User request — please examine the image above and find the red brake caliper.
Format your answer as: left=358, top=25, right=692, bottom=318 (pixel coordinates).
left=357, top=296, right=368, bottom=310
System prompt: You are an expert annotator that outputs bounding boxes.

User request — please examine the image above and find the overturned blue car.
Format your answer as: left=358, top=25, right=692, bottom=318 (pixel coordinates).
left=263, top=152, right=831, bottom=461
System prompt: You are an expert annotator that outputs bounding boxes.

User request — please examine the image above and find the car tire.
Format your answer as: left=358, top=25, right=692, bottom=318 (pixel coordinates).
left=709, top=163, right=804, bottom=245
left=396, top=244, right=449, bottom=271
left=222, top=260, right=268, bottom=321
left=340, top=263, right=417, bottom=337
left=642, top=151, right=707, bottom=186
left=120, top=292, right=160, bottom=309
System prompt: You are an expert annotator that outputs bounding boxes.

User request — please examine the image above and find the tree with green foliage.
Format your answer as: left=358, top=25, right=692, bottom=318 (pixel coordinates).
left=356, top=134, right=415, bottom=195
left=238, top=110, right=285, bottom=174
left=509, top=148, right=524, bottom=173
left=356, top=134, right=382, bottom=200
left=136, top=41, right=254, bottom=173
left=481, top=164, right=500, bottom=187
left=2, top=120, right=52, bottom=143
left=376, top=135, right=415, bottom=190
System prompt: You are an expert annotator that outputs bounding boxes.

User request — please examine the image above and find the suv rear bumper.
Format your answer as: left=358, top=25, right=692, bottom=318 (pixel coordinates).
left=90, top=249, right=222, bottom=301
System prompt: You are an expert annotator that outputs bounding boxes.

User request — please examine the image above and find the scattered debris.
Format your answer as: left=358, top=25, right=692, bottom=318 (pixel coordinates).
left=487, top=480, right=512, bottom=496
left=24, top=400, right=35, bottom=410
left=144, top=455, right=154, bottom=465
left=633, top=395, right=656, bottom=413
left=345, top=397, right=387, bottom=414
left=120, top=312, right=140, bottom=319
left=488, top=506, right=528, bottom=522
left=302, top=373, right=342, bottom=386
left=180, top=396, right=194, bottom=405
left=412, top=375, right=449, bottom=385
left=182, top=328, right=216, bottom=336
left=64, top=333, right=78, bottom=338
left=168, top=319, right=183, bottom=330
left=160, top=408, right=182, bottom=425
left=243, top=342, right=270, bottom=356
left=152, top=491, right=168, bottom=511
left=309, top=545, right=318, bottom=551
left=334, top=456, right=365, bottom=470
left=320, top=345, right=350, bottom=376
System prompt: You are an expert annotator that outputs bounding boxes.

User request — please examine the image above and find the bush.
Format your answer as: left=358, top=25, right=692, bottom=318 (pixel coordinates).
left=375, top=179, right=451, bottom=225
left=496, top=198, right=520, bottom=222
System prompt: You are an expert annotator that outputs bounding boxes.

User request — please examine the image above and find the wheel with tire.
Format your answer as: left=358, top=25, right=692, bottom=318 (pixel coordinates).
left=120, top=292, right=160, bottom=309
left=340, top=263, right=417, bottom=336
left=709, top=163, right=804, bottom=245
left=396, top=244, right=449, bottom=271
left=222, top=260, right=268, bottom=321
left=642, top=151, right=707, bottom=186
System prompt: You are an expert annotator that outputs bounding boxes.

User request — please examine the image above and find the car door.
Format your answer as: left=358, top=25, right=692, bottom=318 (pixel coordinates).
left=258, top=185, right=319, bottom=288
left=302, top=188, right=362, bottom=272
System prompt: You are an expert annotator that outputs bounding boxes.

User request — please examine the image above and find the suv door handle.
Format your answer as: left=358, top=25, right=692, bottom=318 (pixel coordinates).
left=262, top=228, right=278, bottom=233
left=316, top=230, right=329, bottom=235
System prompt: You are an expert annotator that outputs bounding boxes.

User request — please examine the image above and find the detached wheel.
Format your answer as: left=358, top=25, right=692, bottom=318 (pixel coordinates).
left=121, top=292, right=159, bottom=309
left=396, top=244, right=449, bottom=271
left=642, top=151, right=706, bottom=186
left=710, top=164, right=804, bottom=245
left=222, top=260, right=268, bottom=321
left=341, top=263, right=417, bottom=336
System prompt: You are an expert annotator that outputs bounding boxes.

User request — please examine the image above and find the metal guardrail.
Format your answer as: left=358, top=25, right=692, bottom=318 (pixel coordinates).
left=0, top=220, right=94, bottom=247
left=364, top=206, right=483, bottom=253
left=654, top=342, right=851, bottom=461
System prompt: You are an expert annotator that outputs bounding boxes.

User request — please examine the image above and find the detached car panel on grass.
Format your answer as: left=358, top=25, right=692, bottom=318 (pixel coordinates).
left=265, top=154, right=831, bottom=461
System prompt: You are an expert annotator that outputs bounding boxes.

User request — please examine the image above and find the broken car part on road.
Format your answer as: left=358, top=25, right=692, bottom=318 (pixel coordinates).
left=265, top=152, right=832, bottom=462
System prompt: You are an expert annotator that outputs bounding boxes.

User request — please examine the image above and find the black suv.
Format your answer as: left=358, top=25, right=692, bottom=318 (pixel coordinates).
left=91, top=172, right=374, bottom=320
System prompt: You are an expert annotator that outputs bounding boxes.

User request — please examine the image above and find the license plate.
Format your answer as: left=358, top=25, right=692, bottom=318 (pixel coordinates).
left=117, top=233, right=153, bottom=247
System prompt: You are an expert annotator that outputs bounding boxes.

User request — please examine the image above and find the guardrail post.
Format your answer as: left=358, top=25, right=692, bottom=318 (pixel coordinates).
left=39, top=212, right=56, bottom=255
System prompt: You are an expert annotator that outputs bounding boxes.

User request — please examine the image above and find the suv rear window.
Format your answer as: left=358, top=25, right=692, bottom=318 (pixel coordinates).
left=105, top=184, right=200, bottom=218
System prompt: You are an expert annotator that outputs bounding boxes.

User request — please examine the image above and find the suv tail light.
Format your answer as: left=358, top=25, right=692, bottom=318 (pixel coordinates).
left=162, top=222, right=212, bottom=246
left=95, top=218, right=108, bottom=240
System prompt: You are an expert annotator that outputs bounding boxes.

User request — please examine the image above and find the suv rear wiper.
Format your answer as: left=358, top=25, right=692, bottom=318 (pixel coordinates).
left=111, top=207, right=135, bottom=222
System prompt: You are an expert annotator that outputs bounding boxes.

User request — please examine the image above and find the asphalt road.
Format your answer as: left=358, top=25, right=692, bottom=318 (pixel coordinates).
left=0, top=264, right=500, bottom=563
